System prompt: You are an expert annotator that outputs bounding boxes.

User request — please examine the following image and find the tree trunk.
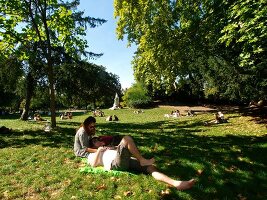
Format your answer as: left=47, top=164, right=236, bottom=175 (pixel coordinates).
left=20, top=72, right=35, bottom=120
left=47, top=60, right=57, bottom=128
left=42, top=1, right=57, bottom=128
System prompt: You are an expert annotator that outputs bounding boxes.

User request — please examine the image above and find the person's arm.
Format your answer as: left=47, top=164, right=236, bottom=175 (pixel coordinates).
left=86, top=147, right=97, bottom=153
left=88, top=147, right=107, bottom=167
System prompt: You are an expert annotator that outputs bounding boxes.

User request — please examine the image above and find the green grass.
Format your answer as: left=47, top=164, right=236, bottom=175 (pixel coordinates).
left=0, top=107, right=266, bottom=199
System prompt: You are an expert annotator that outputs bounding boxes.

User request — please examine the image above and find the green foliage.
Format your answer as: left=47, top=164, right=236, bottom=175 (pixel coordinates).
left=30, top=87, right=50, bottom=110
left=219, top=0, right=267, bottom=100
left=0, top=56, right=23, bottom=108
left=0, top=0, right=109, bottom=124
left=56, top=61, right=121, bottom=109
left=0, top=0, right=107, bottom=126
left=122, top=82, right=152, bottom=108
left=114, top=0, right=267, bottom=103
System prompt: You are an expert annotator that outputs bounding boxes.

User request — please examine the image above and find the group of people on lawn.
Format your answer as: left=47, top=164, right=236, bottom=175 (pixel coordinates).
left=74, top=116, right=195, bottom=190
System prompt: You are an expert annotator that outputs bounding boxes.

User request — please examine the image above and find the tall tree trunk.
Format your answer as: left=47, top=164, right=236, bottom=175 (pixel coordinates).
left=42, top=0, right=56, bottom=128
left=47, top=60, right=56, bottom=128
left=20, top=72, right=35, bottom=120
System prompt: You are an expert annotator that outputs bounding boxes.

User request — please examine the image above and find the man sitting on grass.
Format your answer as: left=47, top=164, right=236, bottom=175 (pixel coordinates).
left=74, top=116, right=195, bottom=190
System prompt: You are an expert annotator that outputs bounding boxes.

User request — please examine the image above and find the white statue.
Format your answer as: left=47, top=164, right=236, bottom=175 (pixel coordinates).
left=109, top=93, right=120, bottom=110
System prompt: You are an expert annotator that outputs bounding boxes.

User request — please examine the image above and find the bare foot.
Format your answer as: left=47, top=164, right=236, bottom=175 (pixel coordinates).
left=140, top=158, right=155, bottom=166
left=174, top=179, right=196, bottom=190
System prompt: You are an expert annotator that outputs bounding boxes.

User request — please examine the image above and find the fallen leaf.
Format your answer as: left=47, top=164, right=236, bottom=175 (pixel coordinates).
left=197, top=169, right=204, bottom=176
left=124, top=191, right=133, bottom=196
left=96, top=184, right=107, bottom=190
left=64, top=158, right=71, bottom=164
left=160, top=189, right=171, bottom=196
left=114, top=195, right=122, bottom=199
left=3, top=191, right=9, bottom=198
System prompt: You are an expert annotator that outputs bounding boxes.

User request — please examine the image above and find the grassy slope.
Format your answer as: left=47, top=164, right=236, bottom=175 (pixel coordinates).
left=0, top=107, right=266, bottom=200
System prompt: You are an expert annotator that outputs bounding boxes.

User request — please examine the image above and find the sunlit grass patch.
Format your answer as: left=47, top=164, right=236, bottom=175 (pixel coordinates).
left=0, top=107, right=266, bottom=199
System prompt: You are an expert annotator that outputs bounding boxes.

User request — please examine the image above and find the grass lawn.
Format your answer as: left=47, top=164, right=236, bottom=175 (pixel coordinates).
left=0, top=107, right=266, bottom=200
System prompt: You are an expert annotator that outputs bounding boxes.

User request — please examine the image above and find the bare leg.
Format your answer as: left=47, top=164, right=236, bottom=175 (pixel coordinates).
left=147, top=166, right=195, bottom=190
left=120, top=136, right=155, bottom=166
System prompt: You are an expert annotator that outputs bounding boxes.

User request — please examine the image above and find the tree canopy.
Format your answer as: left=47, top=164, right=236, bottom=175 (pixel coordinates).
left=0, top=0, right=121, bottom=125
left=114, top=0, right=267, bottom=103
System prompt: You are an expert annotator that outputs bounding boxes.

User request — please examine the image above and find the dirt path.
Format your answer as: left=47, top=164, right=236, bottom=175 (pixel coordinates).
left=158, top=103, right=267, bottom=126
left=158, top=104, right=217, bottom=114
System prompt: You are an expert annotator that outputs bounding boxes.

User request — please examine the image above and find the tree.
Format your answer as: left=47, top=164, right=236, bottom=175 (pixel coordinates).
left=115, top=0, right=183, bottom=92
left=0, top=0, right=106, bottom=126
left=0, top=55, right=23, bottom=109
left=56, top=61, right=121, bottom=109
left=122, top=82, right=152, bottom=108
left=114, top=0, right=267, bottom=103
left=219, top=0, right=267, bottom=100
left=19, top=42, right=47, bottom=120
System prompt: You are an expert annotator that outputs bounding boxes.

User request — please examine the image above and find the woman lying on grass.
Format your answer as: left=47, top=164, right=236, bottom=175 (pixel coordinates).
left=74, top=116, right=195, bottom=190
left=88, top=135, right=195, bottom=190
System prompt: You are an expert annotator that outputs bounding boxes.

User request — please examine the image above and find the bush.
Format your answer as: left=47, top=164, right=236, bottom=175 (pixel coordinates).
left=122, top=83, right=152, bottom=108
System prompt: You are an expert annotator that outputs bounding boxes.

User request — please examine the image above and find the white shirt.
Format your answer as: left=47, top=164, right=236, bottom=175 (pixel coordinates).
left=87, top=149, right=117, bottom=170
left=102, top=150, right=117, bottom=170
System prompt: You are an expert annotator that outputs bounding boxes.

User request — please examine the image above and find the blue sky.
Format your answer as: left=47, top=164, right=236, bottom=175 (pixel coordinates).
left=78, top=0, right=137, bottom=89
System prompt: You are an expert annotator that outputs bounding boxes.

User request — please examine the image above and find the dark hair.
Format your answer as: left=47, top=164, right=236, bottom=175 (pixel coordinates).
left=89, top=136, right=99, bottom=148
left=83, top=116, right=96, bottom=126
left=80, top=116, right=96, bottom=134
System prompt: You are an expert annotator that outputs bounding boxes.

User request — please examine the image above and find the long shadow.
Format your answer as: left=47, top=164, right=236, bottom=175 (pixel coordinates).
left=0, top=113, right=21, bottom=120
left=97, top=121, right=267, bottom=199
left=1, top=119, right=266, bottom=199
left=0, top=110, right=90, bottom=121
left=191, top=103, right=267, bottom=127
left=209, top=105, right=267, bottom=126
left=0, top=127, right=76, bottom=149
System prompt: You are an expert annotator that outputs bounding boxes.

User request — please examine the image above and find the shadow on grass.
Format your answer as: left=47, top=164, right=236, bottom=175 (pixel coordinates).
left=0, top=110, right=89, bottom=120
left=0, top=128, right=75, bottom=149
left=0, top=113, right=21, bottom=120
left=216, top=105, right=267, bottom=126
left=1, top=119, right=266, bottom=199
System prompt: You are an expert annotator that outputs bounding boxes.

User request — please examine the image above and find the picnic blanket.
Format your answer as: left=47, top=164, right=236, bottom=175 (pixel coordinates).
left=79, top=158, right=134, bottom=176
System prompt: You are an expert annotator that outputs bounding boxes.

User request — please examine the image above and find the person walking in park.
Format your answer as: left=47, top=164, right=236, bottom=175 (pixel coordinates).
left=74, top=116, right=195, bottom=190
